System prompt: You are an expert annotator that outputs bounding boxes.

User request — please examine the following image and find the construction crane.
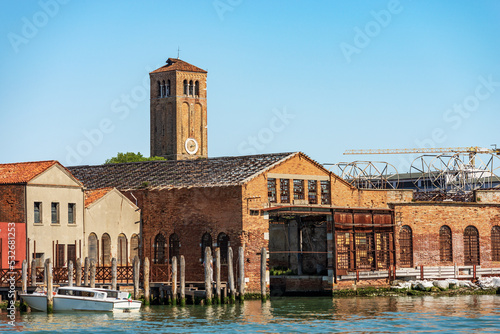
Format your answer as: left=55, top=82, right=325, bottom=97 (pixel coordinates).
left=344, top=146, right=500, bottom=155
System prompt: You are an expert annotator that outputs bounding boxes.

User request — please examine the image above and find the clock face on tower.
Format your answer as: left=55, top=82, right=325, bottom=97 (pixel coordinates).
left=184, top=138, right=199, bottom=155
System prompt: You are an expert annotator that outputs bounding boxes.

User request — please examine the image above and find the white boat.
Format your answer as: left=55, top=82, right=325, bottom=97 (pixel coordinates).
left=20, top=286, right=142, bottom=312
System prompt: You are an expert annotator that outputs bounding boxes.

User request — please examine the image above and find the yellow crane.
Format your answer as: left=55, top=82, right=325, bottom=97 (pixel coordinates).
left=344, top=146, right=500, bottom=155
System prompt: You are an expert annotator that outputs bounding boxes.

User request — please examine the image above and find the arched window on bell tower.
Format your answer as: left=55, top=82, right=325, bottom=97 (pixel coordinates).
left=183, top=80, right=188, bottom=95
left=157, top=81, right=161, bottom=98
left=161, top=80, right=166, bottom=98
left=195, top=81, right=200, bottom=96
left=167, top=79, right=171, bottom=97
left=189, top=80, right=194, bottom=96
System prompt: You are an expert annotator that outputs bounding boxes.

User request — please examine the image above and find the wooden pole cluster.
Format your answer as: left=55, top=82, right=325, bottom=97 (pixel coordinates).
left=172, top=256, right=178, bottom=305
left=111, top=258, right=117, bottom=291
left=45, top=259, right=53, bottom=313
left=261, top=247, right=267, bottom=301
left=68, top=261, right=74, bottom=287
left=84, top=257, right=89, bottom=286
left=133, top=256, right=140, bottom=299
left=204, top=247, right=212, bottom=305
left=21, top=260, right=28, bottom=294
left=180, top=255, right=186, bottom=306
left=238, top=246, right=245, bottom=301
left=90, top=260, right=96, bottom=288
left=215, top=248, right=221, bottom=304
left=144, top=257, right=150, bottom=305
left=75, top=258, right=82, bottom=286
left=31, top=259, right=36, bottom=288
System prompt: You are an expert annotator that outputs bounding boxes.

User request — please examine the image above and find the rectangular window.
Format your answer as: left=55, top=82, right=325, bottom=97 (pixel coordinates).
left=267, top=178, right=277, bottom=203
left=280, top=179, right=290, bottom=203
left=67, top=244, right=76, bottom=266
left=293, top=179, right=304, bottom=200
left=34, top=202, right=42, bottom=224
left=320, top=181, right=331, bottom=205
left=308, top=180, right=317, bottom=204
left=56, top=244, right=65, bottom=267
left=68, top=203, right=75, bottom=224
left=51, top=202, right=59, bottom=224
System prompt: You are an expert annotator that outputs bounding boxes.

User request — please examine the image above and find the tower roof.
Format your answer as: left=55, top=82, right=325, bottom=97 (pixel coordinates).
left=150, top=58, right=207, bottom=74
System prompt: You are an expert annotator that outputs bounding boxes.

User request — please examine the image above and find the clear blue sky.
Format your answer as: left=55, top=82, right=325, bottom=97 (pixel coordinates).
left=1, top=0, right=499, bottom=172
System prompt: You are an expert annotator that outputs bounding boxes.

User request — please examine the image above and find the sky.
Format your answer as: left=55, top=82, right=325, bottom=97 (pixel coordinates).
left=1, top=0, right=500, bottom=173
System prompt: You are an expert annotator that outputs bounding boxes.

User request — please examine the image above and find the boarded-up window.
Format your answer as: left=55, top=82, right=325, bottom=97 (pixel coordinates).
left=153, top=233, right=166, bottom=264
left=201, top=233, right=212, bottom=261
left=267, top=178, right=277, bottom=203
left=280, top=179, right=290, bottom=203
left=88, top=233, right=98, bottom=263
left=293, top=180, right=304, bottom=200
left=169, top=233, right=180, bottom=263
left=67, top=244, right=76, bottom=266
left=56, top=244, right=65, bottom=267
left=320, top=181, right=331, bottom=205
left=492, top=226, right=500, bottom=262
left=217, top=233, right=230, bottom=265
left=399, top=226, right=413, bottom=267
left=101, top=233, right=111, bottom=266
left=308, top=180, right=317, bottom=204
left=439, top=225, right=453, bottom=262
left=117, top=234, right=127, bottom=266
left=130, top=234, right=139, bottom=263
left=464, top=226, right=480, bottom=265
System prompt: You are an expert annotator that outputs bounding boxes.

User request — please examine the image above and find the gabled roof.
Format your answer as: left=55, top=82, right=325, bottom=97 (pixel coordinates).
left=84, top=187, right=113, bottom=208
left=0, top=160, right=59, bottom=184
left=68, top=153, right=298, bottom=190
left=150, top=58, right=207, bottom=74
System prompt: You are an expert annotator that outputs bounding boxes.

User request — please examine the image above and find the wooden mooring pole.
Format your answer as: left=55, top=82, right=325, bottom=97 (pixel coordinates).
left=90, top=260, right=96, bottom=288
left=21, top=260, right=27, bottom=294
left=75, top=258, right=82, bottom=286
left=180, top=255, right=185, bottom=306
left=111, top=258, right=117, bottom=291
left=215, top=248, right=221, bottom=304
left=261, top=247, right=267, bottom=301
left=46, top=259, right=53, bottom=313
left=133, top=256, right=140, bottom=299
left=172, top=256, right=178, bottom=305
left=31, top=259, right=36, bottom=288
left=228, top=247, right=235, bottom=303
left=144, top=257, right=150, bottom=305
left=68, top=260, right=74, bottom=287
left=84, top=257, right=89, bottom=286
left=204, top=247, right=212, bottom=305
left=238, top=246, right=245, bottom=301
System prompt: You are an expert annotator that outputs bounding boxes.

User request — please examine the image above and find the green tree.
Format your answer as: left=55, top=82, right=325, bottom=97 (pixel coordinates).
left=104, top=152, right=166, bottom=164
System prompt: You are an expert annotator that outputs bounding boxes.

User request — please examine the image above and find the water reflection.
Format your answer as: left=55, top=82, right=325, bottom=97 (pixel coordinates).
left=1, top=295, right=500, bottom=333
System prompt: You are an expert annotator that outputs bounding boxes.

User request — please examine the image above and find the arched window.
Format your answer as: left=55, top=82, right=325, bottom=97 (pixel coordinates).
left=161, top=80, right=166, bottom=97
left=492, top=226, right=500, bottom=261
left=130, top=234, right=139, bottom=263
left=117, top=234, right=127, bottom=266
left=217, top=233, right=230, bottom=265
left=88, top=233, right=98, bottom=263
left=464, top=226, right=480, bottom=265
left=153, top=233, right=166, bottom=264
left=399, top=226, right=413, bottom=267
left=201, top=233, right=212, bottom=261
left=195, top=81, right=200, bottom=96
left=183, top=80, right=188, bottom=95
left=157, top=81, right=161, bottom=98
left=189, top=80, right=194, bottom=96
left=169, top=233, right=180, bottom=263
left=166, top=79, right=171, bottom=97
left=439, top=225, right=453, bottom=262
left=101, top=233, right=111, bottom=267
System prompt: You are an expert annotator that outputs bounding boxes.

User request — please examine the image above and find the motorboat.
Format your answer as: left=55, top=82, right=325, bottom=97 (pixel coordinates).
left=19, top=286, right=142, bottom=312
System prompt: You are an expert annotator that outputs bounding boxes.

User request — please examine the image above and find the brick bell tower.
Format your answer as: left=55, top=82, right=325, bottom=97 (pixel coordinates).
left=150, top=58, right=208, bottom=160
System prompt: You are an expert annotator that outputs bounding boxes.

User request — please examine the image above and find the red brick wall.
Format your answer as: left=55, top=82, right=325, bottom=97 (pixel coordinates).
left=127, top=186, right=243, bottom=283
left=393, top=203, right=500, bottom=268
left=0, top=184, right=25, bottom=224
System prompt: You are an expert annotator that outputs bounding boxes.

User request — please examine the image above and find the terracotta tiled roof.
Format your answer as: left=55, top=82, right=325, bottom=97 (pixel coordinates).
left=68, top=153, right=297, bottom=190
left=150, top=58, right=207, bottom=74
left=84, top=187, right=113, bottom=208
left=0, top=160, right=59, bottom=184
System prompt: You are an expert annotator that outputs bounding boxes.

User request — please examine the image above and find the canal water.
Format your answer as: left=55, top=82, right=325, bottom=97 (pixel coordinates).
left=2, top=295, right=500, bottom=333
